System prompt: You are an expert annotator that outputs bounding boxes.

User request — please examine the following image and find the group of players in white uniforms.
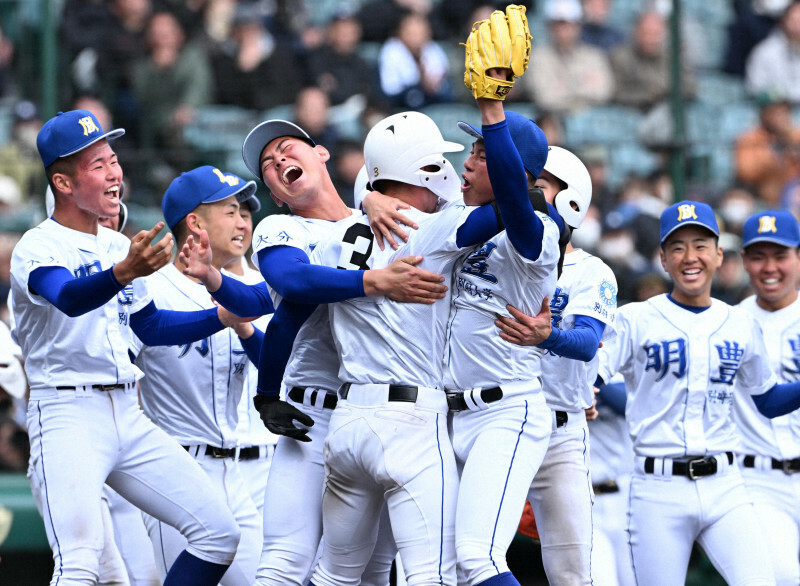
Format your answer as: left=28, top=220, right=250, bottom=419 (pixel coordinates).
left=9, top=7, right=800, bottom=586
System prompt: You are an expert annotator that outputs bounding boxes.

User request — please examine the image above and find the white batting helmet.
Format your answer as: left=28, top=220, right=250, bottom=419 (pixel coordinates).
left=353, top=164, right=371, bottom=210
left=364, top=111, right=463, bottom=203
left=543, top=146, right=592, bottom=229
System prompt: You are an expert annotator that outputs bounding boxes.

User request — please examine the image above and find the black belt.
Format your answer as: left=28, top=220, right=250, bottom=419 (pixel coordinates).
left=288, top=387, right=338, bottom=409
left=340, top=383, right=418, bottom=403
left=592, top=479, right=620, bottom=494
left=56, top=383, right=131, bottom=391
left=644, top=452, right=733, bottom=480
left=238, top=445, right=272, bottom=461
left=555, top=410, right=568, bottom=428
left=742, top=454, right=800, bottom=474
left=184, top=445, right=237, bottom=459
left=446, top=387, right=503, bottom=411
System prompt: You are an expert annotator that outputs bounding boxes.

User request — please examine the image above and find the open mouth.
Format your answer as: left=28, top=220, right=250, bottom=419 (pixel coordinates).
left=282, top=166, right=303, bottom=186
left=105, top=185, right=120, bottom=199
left=461, top=174, right=471, bottom=190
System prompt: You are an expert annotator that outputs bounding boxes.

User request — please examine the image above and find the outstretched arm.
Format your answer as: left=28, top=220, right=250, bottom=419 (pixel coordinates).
left=751, top=381, right=800, bottom=418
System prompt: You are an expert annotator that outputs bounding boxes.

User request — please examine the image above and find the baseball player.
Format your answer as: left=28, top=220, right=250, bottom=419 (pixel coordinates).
left=734, top=209, right=800, bottom=585
left=12, top=108, right=246, bottom=585
left=179, top=118, right=447, bottom=586
left=488, top=145, right=615, bottom=585
left=133, top=165, right=266, bottom=585
left=596, top=200, right=800, bottom=585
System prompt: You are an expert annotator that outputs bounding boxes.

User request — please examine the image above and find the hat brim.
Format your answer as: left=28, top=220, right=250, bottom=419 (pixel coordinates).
left=236, top=180, right=261, bottom=214
left=242, top=120, right=315, bottom=183
left=742, top=235, right=800, bottom=248
left=458, top=121, right=483, bottom=140
left=661, top=221, right=720, bottom=244
left=61, top=128, right=126, bottom=159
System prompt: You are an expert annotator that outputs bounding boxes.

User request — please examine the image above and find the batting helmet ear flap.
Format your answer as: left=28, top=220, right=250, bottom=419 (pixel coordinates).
left=543, top=146, right=592, bottom=229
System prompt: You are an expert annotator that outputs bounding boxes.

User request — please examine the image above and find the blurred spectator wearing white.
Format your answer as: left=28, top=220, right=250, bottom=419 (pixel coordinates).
left=523, top=0, right=614, bottom=114
left=610, top=10, right=696, bottom=110
left=746, top=1, right=800, bottom=103
left=378, top=11, right=452, bottom=109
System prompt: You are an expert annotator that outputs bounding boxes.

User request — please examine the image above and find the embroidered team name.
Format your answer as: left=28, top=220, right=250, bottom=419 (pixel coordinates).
left=461, top=242, right=498, bottom=283
left=785, top=336, right=800, bottom=375
left=709, top=340, right=744, bottom=384
left=550, top=287, right=568, bottom=328
left=758, top=215, right=777, bottom=234
left=212, top=168, right=240, bottom=186
left=644, top=338, right=686, bottom=381
left=677, top=204, right=697, bottom=222
left=78, top=116, right=100, bottom=136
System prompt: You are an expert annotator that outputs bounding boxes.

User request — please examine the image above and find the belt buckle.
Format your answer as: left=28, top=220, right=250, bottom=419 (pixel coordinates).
left=96, top=384, right=117, bottom=391
left=687, top=457, right=716, bottom=480
left=209, top=447, right=228, bottom=458
left=783, top=458, right=800, bottom=474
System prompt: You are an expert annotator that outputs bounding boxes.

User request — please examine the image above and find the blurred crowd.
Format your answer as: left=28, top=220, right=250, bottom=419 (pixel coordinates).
left=2, top=0, right=800, bottom=470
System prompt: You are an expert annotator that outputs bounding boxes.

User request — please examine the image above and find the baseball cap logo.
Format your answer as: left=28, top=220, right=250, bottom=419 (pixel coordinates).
left=677, top=203, right=697, bottom=222
left=757, top=215, right=777, bottom=234
left=78, top=116, right=100, bottom=136
left=212, top=167, right=240, bottom=187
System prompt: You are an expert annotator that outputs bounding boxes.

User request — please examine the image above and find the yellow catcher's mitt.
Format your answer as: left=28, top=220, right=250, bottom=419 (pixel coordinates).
left=463, top=4, right=532, bottom=100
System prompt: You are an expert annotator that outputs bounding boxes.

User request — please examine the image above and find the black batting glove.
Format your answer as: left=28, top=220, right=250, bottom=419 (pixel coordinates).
left=253, top=394, right=315, bottom=442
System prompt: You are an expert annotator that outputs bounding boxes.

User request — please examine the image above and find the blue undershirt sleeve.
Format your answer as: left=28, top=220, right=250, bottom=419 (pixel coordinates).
left=596, top=381, right=627, bottom=416
left=538, top=315, right=606, bottom=362
left=257, top=301, right=318, bottom=398
left=483, top=120, right=546, bottom=260
left=751, top=381, right=800, bottom=418
left=257, top=246, right=365, bottom=304
left=239, top=326, right=264, bottom=366
left=130, top=301, right=224, bottom=346
left=212, top=275, right=273, bottom=317
left=29, top=265, right=125, bottom=317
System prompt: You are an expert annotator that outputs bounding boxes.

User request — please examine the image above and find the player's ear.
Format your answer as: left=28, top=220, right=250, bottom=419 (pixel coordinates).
left=659, top=247, right=667, bottom=271
left=270, top=193, right=284, bottom=208
left=314, top=145, right=331, bottom=163
left=52, top=173, right=71, bottom=194
left=185, top=211, right=204, bottom=235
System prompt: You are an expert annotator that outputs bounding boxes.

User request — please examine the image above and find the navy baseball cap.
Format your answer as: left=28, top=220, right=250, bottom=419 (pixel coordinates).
left=162, top=165, right=259, bottom=231
left=660, top=200, right=720, bottom=244
left=242, top=119, right=315, bottom=183
left=742, top=210, right=800, bottom=248
left=457, top=111, right=549, bottom=178
left=37, top=109, right=125, bottom=168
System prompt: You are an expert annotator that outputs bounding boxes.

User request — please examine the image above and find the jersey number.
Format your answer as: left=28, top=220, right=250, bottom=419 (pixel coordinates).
left=337, top=223, right=375, bottom=271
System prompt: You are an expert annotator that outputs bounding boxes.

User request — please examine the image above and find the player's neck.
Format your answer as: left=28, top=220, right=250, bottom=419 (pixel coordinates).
left=756, top=289, right=798, bottom=312
left=668, top=288, right=712, bottom=308
left=52, top=208, right=99, bottom=235
left=289, top=192, right=352, bottom=221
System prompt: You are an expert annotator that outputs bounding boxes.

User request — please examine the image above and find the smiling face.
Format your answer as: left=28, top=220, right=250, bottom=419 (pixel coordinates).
left=191, top=196, right=247, bottom=269
left=259, top=136, right=330, bottom=209
left=742, top=241, right=800, bottom=311
left=660, top=225, right=722, bottom=306
left=461, top=140, right=494, bottom=206
left=51, top=139, right=123, bottom=233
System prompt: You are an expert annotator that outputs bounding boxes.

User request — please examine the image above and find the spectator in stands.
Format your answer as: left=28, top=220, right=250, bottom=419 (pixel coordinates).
left=724, top=0, right=787, bottom=76
left=331, top=139, right=366, bottom=209
left=0, top=101, right=43, bottom=202
left=212, top=2, right=304, bottom=111
left=522, top=0, right=614, bottom=114
left=0, top=22, right=16, bottom=99
left=746, top=1, right=800, bottom=103
left=377, top=11, right=452, bottom=109
left=356, top=0, right=440, bottom=43
left=293, top=86, right=340, bottom=149
left=305, top=9, right=377, bottom=107
left=96, top=0, right=152, bottom=144
left=133, top=11, right=212, bottom=178
left=610, top=10, right=696, bottom=110
left=735, top=90, right=800, bottom=204
left=58, top=0, right=113, bottom=95
left=712, top=232, right=752, bottom=304
left=580, top=0, right=626, bottom=52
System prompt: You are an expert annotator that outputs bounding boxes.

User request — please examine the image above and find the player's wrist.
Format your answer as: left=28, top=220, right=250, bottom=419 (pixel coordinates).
left=111, top=261, right=135, bottom=286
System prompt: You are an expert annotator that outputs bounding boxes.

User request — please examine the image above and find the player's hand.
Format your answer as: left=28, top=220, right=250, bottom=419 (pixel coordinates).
left=585, top=388, right=599, bottom=421
left=254, top=394, right=315, bottom=442
left=179, top=232, right=223, bottom=291
left=495, top=296, right=552, bottom=346
left=114, top=222, right=174, bottom=284
left=365, top=256, right=447, bottom=304
left=216, top=305, right=257, bottom=328
left=362, top=190, right=419, bottom=251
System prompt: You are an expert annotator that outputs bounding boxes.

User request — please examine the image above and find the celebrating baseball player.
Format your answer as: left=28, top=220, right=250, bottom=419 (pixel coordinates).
left=734, top=209, right=800, bottom=585
left=11, top=109, right=249, bottom=585
left=596, top=200, right=800, bottom=584
left=179, top=118, right=446, bottom=585
left=133, top=165, right=266, bottom=584
left=490, top=144, right=616, bottom=585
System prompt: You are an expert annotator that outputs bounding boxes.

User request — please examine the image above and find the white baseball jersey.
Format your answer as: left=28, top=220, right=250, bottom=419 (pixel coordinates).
left=134, top=264, right=247, bottom=448
left=10, top=219, right=149, bottom=391
left=540, top=249, right=618, bottom=411
left=251, top=211, right=361, bottom=392
left=443, top=210, right=561, bottom=390
left=312, top=204, right=474, bottom=388
left=597, top=294, right=777, bottom=458
left=734, top=294, right=800, bottom=460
